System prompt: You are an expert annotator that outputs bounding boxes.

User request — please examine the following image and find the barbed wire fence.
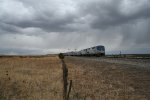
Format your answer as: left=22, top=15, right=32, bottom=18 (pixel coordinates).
left=59, top=53, right=73, bottom=100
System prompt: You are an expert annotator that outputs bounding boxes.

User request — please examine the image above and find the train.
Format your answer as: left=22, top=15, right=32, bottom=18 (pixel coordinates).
left=63, top=45, right=105, bottom=56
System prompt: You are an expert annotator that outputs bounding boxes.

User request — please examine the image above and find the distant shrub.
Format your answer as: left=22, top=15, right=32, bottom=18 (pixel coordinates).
left=58, top=53, right=64, bottom=59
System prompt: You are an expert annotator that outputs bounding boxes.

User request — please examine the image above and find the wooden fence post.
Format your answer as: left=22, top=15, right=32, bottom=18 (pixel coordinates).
left=67, top=80, right=72, bottom=100
left=59, top=53, right=72, bottom=100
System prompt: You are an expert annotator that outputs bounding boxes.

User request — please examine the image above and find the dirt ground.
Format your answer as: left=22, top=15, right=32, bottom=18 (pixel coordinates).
left=65, top=57, right=150, bottom=100
left=0, top=56, right=150, bottom=100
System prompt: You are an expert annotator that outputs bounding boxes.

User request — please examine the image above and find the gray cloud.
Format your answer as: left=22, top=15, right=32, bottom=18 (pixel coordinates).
left=0, top=0, right=78, bottom=32
left=77, top=0, right=150, bottom=53
left=0, top=0, right=150, bottom=55
left=78, top=0, right=150, bottom=29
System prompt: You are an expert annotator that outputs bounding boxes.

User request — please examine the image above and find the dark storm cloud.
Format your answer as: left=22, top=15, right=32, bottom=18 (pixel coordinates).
left=0, top=0, right=150, bottom=54
left=120, top=19, right=150, bottom=47
left=77, top=0, right=150, bottom=29
left=0, top=0, right=78, bottom=33
left=3, top=11, right=77, bottom=32
left=0, top=22, right=20, bottom=34
left=92, top=2, right=150, bottom=29
left=77, top=0, right=150, bottom=52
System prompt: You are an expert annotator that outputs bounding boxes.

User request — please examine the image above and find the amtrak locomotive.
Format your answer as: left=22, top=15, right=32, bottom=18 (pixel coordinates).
left=64, top=45, right=105, bottom=56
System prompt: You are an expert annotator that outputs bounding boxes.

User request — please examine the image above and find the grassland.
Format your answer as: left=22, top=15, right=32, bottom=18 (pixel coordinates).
left=0, top=56, right=62, bottom=100
left=65, top=57, right=150, bottom=100
left=0, top=56, right=150, bottom=100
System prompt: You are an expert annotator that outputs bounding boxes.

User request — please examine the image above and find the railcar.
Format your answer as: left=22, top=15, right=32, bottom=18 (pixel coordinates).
left=64, top=45, right=105, bottom=57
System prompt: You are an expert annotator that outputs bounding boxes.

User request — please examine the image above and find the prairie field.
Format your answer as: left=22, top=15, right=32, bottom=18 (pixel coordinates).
left=65, top=57, right=150, bottom=100
left=0, top=56, right=150, bottom=100
left=0, top=56, right=63, bottom=100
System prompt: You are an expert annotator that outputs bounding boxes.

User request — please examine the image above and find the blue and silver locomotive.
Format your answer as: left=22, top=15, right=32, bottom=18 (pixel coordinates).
left=64, top=45, right=105, bottom=56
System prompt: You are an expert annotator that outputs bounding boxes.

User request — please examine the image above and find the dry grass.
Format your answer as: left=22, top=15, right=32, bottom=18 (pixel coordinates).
left=65, top=57, right=150, bottom=100
left=0, top=56, right=150, bottom=100
left=0, top=56, right=63, bottom=100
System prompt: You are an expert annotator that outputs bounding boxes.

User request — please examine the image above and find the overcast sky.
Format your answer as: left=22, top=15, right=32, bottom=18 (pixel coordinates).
left=0, top=0, right=150, bottom=55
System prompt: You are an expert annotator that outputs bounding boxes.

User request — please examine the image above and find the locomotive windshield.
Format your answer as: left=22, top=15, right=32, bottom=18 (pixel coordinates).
left=97, top=46, right=105, bottom=51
